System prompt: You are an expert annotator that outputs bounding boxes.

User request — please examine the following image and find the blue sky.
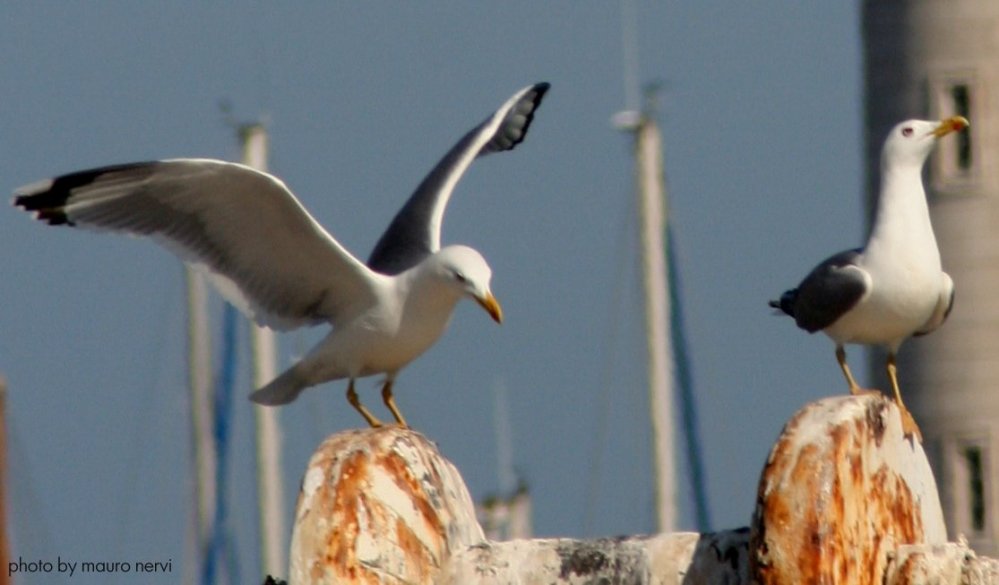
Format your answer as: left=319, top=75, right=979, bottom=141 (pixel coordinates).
left=0, top=3, right=865, bottom=583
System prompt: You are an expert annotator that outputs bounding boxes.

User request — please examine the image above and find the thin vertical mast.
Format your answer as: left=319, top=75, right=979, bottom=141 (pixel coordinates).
left=633, top=102, right=677, bottom=533
left=240, top=124, right=287, bottom=577
left=187, top=265, right=215, bottom=585
left=617, top=0, right=677, bottom=533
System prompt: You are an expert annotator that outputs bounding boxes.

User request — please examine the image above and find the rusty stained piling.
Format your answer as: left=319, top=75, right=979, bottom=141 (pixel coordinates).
left=281, top=394, right=999, bottom=585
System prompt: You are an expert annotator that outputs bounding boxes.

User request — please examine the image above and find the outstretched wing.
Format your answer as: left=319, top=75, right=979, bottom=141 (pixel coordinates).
left=367, top=82, right=550, bottom=275
left=13, top=159, right=380, bottom=330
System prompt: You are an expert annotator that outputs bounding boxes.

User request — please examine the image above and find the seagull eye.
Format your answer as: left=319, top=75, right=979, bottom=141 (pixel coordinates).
left=902, top=127, right=914, bottom=137
left=453, top=271, right=468, bottom=284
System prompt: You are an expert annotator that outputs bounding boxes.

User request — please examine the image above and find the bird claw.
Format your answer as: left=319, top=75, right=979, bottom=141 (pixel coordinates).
left=900, top=407, right=923, bottom=444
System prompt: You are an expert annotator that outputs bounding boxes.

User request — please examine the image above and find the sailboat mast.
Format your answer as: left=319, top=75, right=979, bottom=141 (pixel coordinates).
left=187, top=265, right=216, bottom=585
left=614, top=97, right=678, bottom=533
left=615, top=0, right=677, bottom=533
left=239, top=124, right=287, bottom=577
left=633, top=109, right=678, bottom=533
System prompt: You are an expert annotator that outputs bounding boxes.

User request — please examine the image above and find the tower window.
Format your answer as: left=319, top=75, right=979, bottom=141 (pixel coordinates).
left=929, top=74, right=979, bottom=188
left=950, top=84, right=973, bottom=171
left=964, top=445, right=987, bottom=532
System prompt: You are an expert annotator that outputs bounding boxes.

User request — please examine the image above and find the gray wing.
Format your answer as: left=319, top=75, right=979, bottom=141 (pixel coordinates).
left=367, top=82, right=550, bottom=275
left=777, top=248, right=869, bottom=333
left=13, top=159, right=379, bottom=330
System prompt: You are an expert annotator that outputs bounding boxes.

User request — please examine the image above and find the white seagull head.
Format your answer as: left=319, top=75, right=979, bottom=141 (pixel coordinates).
left=881, top=116, right=969, bottom=170
left=427, top=244, right=502, bottom=323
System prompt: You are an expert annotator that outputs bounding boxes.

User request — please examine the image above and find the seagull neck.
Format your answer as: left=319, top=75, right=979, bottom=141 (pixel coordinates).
left=865, top=165, right=937, bottom=256
left=398, top=265, right=463, bottom=318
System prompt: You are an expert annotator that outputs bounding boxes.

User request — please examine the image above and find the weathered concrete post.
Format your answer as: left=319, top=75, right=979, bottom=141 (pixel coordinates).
left=287, top=428, right=483, bottom=584
left=750, top=395, right=946, bottom=583
left=278, top=394, right=999, bottom=585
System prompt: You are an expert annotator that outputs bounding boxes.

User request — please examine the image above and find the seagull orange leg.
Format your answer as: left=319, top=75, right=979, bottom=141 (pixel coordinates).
left=346, top=379, right=383, bottom=428
left=887, top=353, right=922, bottom=442
left=836, top=345, right=865, bottom=395
left=837, top=345, right=881, bottom=398
left=381, top=380, right=408, bottom=428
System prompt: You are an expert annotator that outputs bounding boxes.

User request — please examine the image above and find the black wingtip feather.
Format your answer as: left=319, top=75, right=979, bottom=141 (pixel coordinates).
left=12, top=191, right=71, bottom=225
left=46, top=161, right=158, bottom=198
left=13, top=161, right=159, bottom=226
left=37, top=209, right=73, bottom=226
left=515, top=82, right=551, bottom=143
left=13, top=189, right=64, bottom=215
left=489, top=82, right=551, bottom=154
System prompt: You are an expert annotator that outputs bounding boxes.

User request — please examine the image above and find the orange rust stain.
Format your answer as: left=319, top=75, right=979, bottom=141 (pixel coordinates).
left=754, top=438, right=830, bottom=583
left=848, top=450, right=863, bottom=488
left=873, top=466, right=922, bottom=544
left=892, top=550, right=927, bottom=584
left=378, top=447, right=422, bottom=493
left=377, top=449, right=446, bottom=551
left=394, top=516, right=435, bottom=582
left=322, top=450, right=371, bottom=581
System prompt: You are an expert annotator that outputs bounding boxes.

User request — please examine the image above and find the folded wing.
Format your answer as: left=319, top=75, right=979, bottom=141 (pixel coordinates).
left=779, top=248, right=869, bottom=333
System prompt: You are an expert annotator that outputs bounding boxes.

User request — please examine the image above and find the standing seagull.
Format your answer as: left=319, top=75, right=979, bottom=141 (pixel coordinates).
left=770, top=116, right=968, bottom=441
left=13, top=82, right=550, bottom=428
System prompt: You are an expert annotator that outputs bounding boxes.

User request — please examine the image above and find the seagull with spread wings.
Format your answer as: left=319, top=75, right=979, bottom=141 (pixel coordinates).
left=14, top=82, right=550, bottom=428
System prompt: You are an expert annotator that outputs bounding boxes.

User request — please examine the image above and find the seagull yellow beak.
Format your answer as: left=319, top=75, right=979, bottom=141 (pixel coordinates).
left=476, top=292, right=503, bottom=324
left=932, top=116, right=970, bottom=138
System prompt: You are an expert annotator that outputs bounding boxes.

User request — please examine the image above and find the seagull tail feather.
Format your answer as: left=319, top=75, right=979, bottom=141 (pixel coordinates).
left=769, top=289, right=798, bottom=317
left=250, top=366, right=307, bottom=406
